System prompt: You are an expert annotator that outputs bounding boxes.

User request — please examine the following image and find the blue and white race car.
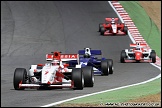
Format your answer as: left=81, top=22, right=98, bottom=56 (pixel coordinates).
left=69, top=48, right=113, bottom=75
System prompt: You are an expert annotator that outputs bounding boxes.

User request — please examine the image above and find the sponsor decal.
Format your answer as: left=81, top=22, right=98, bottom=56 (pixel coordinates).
left=61, top=54, right=78, bottom=59
left=45, top=71, right=49, bottom=75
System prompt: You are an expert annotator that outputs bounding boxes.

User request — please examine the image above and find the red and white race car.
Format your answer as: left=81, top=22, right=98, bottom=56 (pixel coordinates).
left=13, top=51, right=94, bottom=90
left=99, top=18, right=128, bottom=36
left=120, top=43, right=156, bottom=63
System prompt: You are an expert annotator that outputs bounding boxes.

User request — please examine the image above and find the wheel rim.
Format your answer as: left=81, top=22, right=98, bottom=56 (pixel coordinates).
left=82, top=74, right=84, bottom=87
left=107, top=67, right=109, bottom=73
left=112, top=66, right=114, bottom=71
left=92, top=74, right=94, bottom=84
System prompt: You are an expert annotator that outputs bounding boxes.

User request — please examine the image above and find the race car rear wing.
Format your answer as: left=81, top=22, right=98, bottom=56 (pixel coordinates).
left=46, top=54, right=79, bottom=62
left=130, top=43, right=147, bottom=48
left=105, top=18, right=119, bottom=22
left=78, top=50, right=102, bottom=55
left=61, top=54, right=79, bottom=62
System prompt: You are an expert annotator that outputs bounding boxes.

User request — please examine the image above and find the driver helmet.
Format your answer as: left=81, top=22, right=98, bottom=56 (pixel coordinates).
left=51, top=59, right=60, bottom=65
left=111, top=18, right=115, bottom=24
left=111, top=21, right=115, bottom=24
left=136, top=42, right=140, bottom=46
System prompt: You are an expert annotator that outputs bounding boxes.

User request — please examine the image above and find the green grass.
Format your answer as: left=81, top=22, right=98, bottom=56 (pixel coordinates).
left=60, top=78, right=161, bottom=104
left=119, top=1, right=161, bottom=58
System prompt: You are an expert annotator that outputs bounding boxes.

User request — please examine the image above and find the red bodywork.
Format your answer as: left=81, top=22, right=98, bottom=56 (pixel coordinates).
left=101, top=18, right=127, bottom=36
left=134, top=50, right=143, bottom=61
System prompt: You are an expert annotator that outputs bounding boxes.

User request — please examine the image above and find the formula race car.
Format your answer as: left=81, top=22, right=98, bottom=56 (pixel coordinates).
left=99, top=18, right=128, bottom=36
left=68, top=48, right=114, bottom=76
left=13, top=51, right=94, bottom=90
left=120, top=43, right=156, bottom=63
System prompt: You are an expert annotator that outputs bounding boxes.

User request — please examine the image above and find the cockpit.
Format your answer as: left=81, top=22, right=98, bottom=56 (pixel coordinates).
left=111, top=18, right=115, bottom=24
left=51, top=59, right=60, bottom=65
left=84, top=53, right=90, bottom=58
left=135, top=48, right=140, bottom=50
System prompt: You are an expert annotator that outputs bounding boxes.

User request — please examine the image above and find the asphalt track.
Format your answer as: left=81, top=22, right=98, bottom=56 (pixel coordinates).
left=1, top=1, right=160, bottom=107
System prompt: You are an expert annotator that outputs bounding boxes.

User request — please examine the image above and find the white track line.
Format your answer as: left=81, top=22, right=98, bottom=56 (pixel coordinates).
left=40, top=1, right=161, bottom=107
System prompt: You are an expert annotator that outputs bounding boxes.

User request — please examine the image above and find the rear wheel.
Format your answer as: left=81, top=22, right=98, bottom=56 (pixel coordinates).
left=13, top=68, right=27, bottom=90
left=150, top=50, right=156, bottom=63
left=101, top=60, right=109, bottom=76
left=107, top=59, right=113, bottom=74
left=120, top=50, right=126, bottom=63
left=72, top=68, right=84, bottom=90
left=82, top=66, right=94, bottom=87
left=100, top=27, right=105, bottom=35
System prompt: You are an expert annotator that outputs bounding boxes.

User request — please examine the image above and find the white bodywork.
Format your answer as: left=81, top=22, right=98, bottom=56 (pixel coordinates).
left=111, top=24, right=117, bottom=33
left=29, top=63, right=62, bottom=84
left=28, top=54, right=81, bottom=84
left=41, top=63, right=58, bottom=84
left=124, top=48, right=152, bottom=60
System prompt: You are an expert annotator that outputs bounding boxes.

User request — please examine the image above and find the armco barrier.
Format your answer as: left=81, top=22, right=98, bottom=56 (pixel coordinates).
left=111, top=1, right=161, bottom=67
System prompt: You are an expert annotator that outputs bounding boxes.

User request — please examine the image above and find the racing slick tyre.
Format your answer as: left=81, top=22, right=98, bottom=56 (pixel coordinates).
left=13, top=68, right=27, bottom=90
left=99, top=23, right=103, bottom=32
left=101, top=60, right=109, bottom=76
left=150, top=50, right=156, bottom=63
left=151, top=50, right=156, bottom=53
left=107, top=59, right=113, bottom=74
left=120, top=50, right=126, bottom=63
left=72, top=68, right=84, bottom=90
left=124, top=26, right=128, bottom=35
left=100, top=27, right=105, bottom=35
left=82, top=66, right=94, bottom=87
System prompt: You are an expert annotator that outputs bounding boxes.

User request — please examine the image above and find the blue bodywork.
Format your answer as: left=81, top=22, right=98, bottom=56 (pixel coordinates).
left=69, top=50, right=107, bottom=75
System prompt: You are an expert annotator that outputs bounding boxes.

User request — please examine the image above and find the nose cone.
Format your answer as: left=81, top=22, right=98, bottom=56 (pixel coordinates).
left=135, top=52, right=142, bottom=60
left=112, top=25, right=117, bottom=33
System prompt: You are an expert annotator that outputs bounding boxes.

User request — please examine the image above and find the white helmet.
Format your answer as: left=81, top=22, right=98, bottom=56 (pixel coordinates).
left=111, top=21, right=115, bottom=24
left=111, top=18, right=115, bottom=24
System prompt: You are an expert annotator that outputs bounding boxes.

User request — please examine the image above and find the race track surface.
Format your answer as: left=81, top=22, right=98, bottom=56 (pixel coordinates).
left=1, top=1, right=160, bottom=107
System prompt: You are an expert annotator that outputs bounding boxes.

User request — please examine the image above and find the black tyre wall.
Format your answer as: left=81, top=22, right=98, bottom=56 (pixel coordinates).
left=72, top=68, right=84, bottom=90
left=82, top=66, right=94, bottom=87
left=13, top=68, right=27, bottom=90
left=101, top=60, right=109, bottom=75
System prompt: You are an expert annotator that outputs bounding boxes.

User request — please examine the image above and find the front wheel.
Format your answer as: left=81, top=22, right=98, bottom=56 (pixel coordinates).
left=124, top=26, right=128, bottom=35
left=13, top=68, right=27, bottom=90
left=120, top=50, right=126, bottom=63
left=99, top=23, right=103, bottom=32
left=150, top=50, right=156, bottom=63
left=82, top=66, right=94, bottom=87
left=72, top=68, right=84, bottom=90
left=100, top=27, right=105, bottom=35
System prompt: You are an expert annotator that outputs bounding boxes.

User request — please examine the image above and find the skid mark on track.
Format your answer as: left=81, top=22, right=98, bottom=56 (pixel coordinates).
left=2, top=1, right=15, bottom=57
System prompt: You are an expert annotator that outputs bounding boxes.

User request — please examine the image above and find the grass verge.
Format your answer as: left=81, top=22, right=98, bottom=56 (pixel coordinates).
left=57, top=78, right=160, bottom=105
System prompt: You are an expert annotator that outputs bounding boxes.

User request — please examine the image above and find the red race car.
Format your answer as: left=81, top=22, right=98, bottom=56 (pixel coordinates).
left=120, top=43, right=156, bottom=63
left=99, top=18, right=128, bottom=36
